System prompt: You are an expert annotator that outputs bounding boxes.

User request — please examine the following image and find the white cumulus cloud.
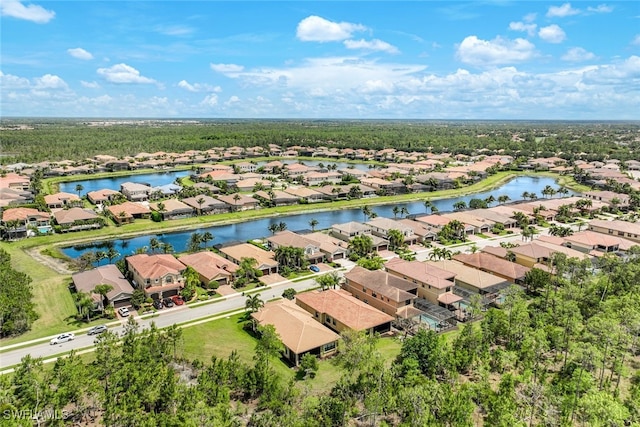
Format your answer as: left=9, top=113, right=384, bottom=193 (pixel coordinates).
left=210, top=63, right=244, bottom=74
left=562, top=47, right=596, bottom=62
left=0, top=71, right=30, bottom=89
left=456, top=36, right=537, bottom=67
left=201, top=93, right=218, bottom=107
left=81, top=80, right=100, bottom=89
left=547, top=3, right=580, bottom=18
left=177, top=80, right=221, bottom=93
left=67, top=48, right=93, bottom=60
left=632, top=35, right=640, bottom=46
left=0, top=0, right=55, bottom=23
left=539, top=25, right=566, bottom=43
left=96, top=63, right=156, bottom=84
left=296, top=15, right=367, bottom=42
left=509, top=21, right=537, bottom=37
left=34, top=74, right=68, bottom=89
left=343, top=38, right=399, bottom=54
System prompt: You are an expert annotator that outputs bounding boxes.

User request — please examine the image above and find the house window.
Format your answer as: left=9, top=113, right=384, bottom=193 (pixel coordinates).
left=315, top=311, right=319, bottom=318
left=323, top=342, right=336, bottom=352
left=372, top=292, right=377, bottom=298
left=362, top=287, right=366, bottom=292
left=446, top=287, right=451, bottom=292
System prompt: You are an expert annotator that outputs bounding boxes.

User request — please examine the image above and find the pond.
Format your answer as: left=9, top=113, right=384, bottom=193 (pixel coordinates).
left=61, top=175, right=572, bottom=262
left=59, top=170, right=191, bottom=195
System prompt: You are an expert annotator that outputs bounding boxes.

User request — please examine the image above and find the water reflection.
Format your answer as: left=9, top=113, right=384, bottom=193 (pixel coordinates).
left=62, top=175, right=571, bottom=261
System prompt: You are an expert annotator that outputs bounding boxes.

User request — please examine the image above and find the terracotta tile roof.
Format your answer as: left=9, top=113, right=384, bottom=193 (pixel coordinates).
left=344, top=266, right=417, bottom=302
left=216, top=193, right=257, bottom=206
left=415, top=214, right=451, bottom=227
left=251, top=299, right=339, bottom=354
left=219, top=243, right=278, bottom=270
left=438, top=293, right=463, bottom=304
left=296, top=289, right=393, bottom=331
left=452, top=252, right=530, bottom=282
left=589, top=219, right=640, bottom=237
left=44, top=192, right=81, bottom=205
left=126, top=253, right=186, bottom=280
left=106, top=201, right=151, bottom=218
left=1, top=207, right=49, bottom=222
left=481, top=245, right=508, bottom=258
left=384, top=258, right=456, bottom=289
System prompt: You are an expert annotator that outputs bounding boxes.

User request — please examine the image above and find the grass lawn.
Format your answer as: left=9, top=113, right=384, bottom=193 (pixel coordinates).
left=0, top=241, right=78, bottom=346
left=179, top=312, right=403, bottom=396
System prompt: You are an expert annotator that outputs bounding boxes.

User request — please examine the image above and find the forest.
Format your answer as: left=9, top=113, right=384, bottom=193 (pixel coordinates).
left=1, top=119, right=639, bottom=164
left=2, top=248, right=639, bottom=426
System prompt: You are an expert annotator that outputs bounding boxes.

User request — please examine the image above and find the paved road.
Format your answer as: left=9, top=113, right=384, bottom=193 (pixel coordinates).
left=2, top=224, right=555, bottom=372
left=0, top=276, right=330, bottom=371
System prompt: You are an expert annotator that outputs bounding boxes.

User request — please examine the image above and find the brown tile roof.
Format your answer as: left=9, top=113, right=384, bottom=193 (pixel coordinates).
left=44, top=192, right=81, bottom=205
left=178, top=251, right=238, bottom=283
left=106, top=201, right=151, bottom=218
left=219, top=243, right=278, bottom=270
left=480, top=245, right=508, bottom=259
left=344, top=266, right=417, bottom=302
left=296, top=289, right=394, bottom=331
left=425, top=259, right=508, bottom=290
left=53, top=207, right=99, bottom=225
left=72, top=264, right=134, bottom=300
left=251, top=299, right=339, bottom=354
left=384, top=258, right=456, bottom=289
left=452, top=252, right=530, bottom=282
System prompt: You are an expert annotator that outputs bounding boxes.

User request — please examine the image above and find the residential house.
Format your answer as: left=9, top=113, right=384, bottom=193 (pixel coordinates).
left=562, top=230, right=631, bottom=254
left=125, top=253, right=186, bottom=299
left=304, top=171, right=342, bottom=186
left=251, top=299, right=340, bottom=366
left=44, top=192, right=82, bottom=210
left=87, top=189, right=122, bottom=206
left=106, top=202, right=151, bottom=225
left=236, top=178, right=273, bottom=192
left=266, top=230, right=325, bottom=264
left=120, top=182, right=152, bottom=202
left=584, top=191, right=630, bottom=210
left=397, top=219, right=438, bottom=242
left=178, top=251, right=239, bottom=286
left=384, top=258, right=459, bottom=306
left=343, top=266, right=418, bottom=317
left=53, top=207, right=103, bottom=232
left=0, top=172, right=31, bottom=191
left=304, top=232, right=350, bottom=261
left=1, top=207, right=51, bottom=239
left=441, top=211, right=493, bottom=234
left=181, top=195, right=230, bottom=214
left=150, top=183, right=182, bottom=199
left=216, top=194, right=258, bottom=211
left=253, top=190, right=299, bottom=207
left=588, top=219, right=640, bottom=243
left=452, top=253, right=530, bottom=284
left=149, top=199, right=194, bottom=220
left=509, top=241, right=589, bottom=268
left=470, top=208, right=518, bottom=229
left=296, top=289, right=394, bottom=334
left=330, top=221, right=389, bottom=251
left=219, top=243, right=279, bottom=275
left=366, top=217, right=420, bottom=245
left=71, top=264, right=135, bottom=309
left=425, top=259, right=511, bottom=300
left=283, top=187, right=326, bottom=203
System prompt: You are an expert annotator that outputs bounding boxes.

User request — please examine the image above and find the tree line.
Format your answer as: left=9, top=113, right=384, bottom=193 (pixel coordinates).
left=1, top=120, right=639, bottom=164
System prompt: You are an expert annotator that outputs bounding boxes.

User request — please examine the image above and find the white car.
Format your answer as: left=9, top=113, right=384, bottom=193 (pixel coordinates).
left=118, top=307, right=130, bottom=317
left=50, top=333, right=75, bottom=345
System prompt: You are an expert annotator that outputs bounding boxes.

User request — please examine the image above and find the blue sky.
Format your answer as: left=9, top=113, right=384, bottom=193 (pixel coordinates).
left=1, top=1, right=639, bottom=119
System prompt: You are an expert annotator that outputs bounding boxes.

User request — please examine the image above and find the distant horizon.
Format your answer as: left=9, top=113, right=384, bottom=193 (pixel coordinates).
left=2, top=1, right=638, bottom=119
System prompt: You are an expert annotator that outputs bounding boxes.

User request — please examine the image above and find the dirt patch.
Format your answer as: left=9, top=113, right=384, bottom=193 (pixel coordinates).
left=26, top=248, right=74, bottom=275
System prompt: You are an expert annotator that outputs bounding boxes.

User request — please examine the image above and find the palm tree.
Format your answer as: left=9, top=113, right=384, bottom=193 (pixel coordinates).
left=187, top=232, right=203, bottom=252
left=309, top=219, right=319, bottom=232
left=106, top=247, right=120, bottom=264
left=484, top=195, right=496, bottom=206
left=400, top=206, right=410, bottom=218
left=521, top=191, right=530, bottom=201
left=149, top=237, right=161, bottom=253
left=424, top=199, right=433, bottom=213
left=392, top=206, right=400, bottom=219
left=245, top=294, right=264, bottom=313
left=453, top=201, right=467, bottom=212
left=268, top=223, right=279, bottom=235
left=196, top=197, right=205, bottom=215
left=498, top=195, right=511, bottom=205
left=232, top=193, right=241, bottom=211
left=201, top=231, right=214, bottom=248
left=92, top=284, right=114, bottom=314
left=75, top=184, right=84, bottom=198
left=161, top=242, right=174, bottom=254
left=362, top=206, right=373, bottom=222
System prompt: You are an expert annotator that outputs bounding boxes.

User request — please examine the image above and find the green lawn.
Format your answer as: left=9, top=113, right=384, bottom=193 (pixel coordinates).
left=179, top=313, right=402, bottom=395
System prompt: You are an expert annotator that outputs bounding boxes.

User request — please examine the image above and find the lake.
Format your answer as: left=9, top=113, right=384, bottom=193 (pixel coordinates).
left=61, top=175, right=571, bottom=261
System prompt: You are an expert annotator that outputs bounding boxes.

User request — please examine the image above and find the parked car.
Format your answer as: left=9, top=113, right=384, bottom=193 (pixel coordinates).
left=118, top=307, right=130, bottom=317
left=87, top=325, right=108, bottom=336
left=171, top=295, right=185, bottom=306
left=50, top=333, right=75, bottom=345
left=309, top=265, right=320, bottom=272
left=162, top=297, right=174, bottom=308
left=153, top=299, right=163, bottom=310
